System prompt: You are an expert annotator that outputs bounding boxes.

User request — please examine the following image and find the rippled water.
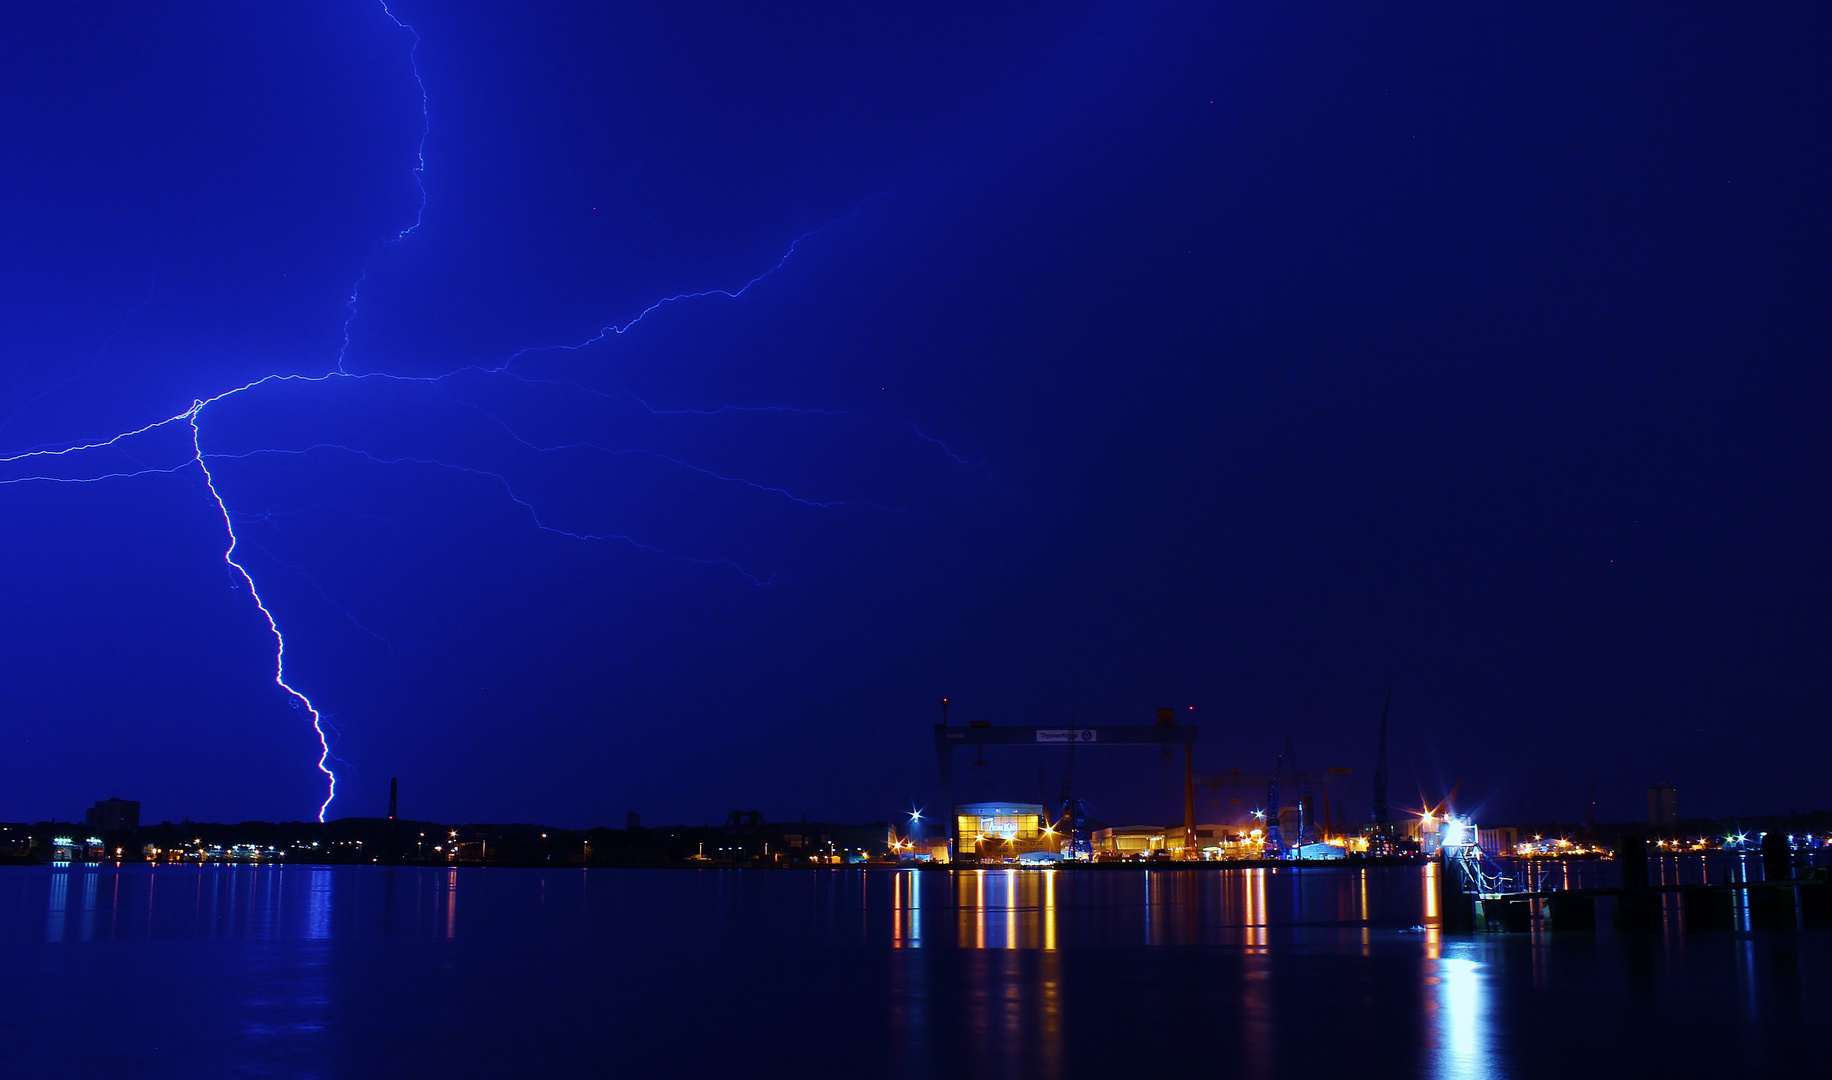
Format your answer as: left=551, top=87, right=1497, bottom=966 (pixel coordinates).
left=1, top=863, right=1824, bottom=1078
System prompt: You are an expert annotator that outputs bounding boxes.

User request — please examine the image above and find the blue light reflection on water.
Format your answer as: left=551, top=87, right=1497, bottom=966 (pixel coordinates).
left=1431, top=951, right=1493, bottom=1080
left=1, top=862, right=1826, bottom=1078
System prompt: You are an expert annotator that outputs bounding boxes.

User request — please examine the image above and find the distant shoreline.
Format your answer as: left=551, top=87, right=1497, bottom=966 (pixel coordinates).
left=2, top=854, right=1504, bottom=871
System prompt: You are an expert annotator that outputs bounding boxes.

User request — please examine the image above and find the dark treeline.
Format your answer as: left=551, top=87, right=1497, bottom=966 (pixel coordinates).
left=1508, top=811, right=1832, bottom=846
left=8, top=811, right=1829, bottom=868
left=2, top=813, right=899, bottom=867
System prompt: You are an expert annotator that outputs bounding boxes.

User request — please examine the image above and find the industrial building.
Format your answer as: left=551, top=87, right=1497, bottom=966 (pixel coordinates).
left=1090, top=823, right=1264, bottom=859
left=1091, top=824, right=1173, bottom=854
left=935, top=706, right=1200, bottom=858
left=952, top=802, right=1057, bottom=860
left=931, top=702, right=1389, bottom=862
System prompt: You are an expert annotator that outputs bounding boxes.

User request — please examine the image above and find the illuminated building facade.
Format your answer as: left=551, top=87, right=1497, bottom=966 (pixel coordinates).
left=952, top=802, right=1054, bottom=861
left=1092, top=823, right=1279, bottom=859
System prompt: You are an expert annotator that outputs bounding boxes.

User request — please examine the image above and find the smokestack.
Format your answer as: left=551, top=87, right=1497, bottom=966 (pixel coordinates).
left=388, top=777, right=398, bottom=821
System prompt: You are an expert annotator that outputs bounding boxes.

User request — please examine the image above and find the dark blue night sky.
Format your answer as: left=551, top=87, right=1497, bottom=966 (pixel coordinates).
left=3, top=3, right=1828, bottom=828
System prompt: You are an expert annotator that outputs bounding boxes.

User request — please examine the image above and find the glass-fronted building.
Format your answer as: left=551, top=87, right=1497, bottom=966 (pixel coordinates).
left=952, top=802, right=1054, bottom=860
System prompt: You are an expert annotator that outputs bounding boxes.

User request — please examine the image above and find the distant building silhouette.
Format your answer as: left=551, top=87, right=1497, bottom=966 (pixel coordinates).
left=1647, top=782, right=1678, bottom=829
left=85, top=798, right=140, bottom=833
left=0, top=823, right=29, bottom=857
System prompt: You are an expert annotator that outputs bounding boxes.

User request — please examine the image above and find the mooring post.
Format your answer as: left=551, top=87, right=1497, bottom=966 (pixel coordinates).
left=1761, top=831, right=1793, bottom=883
left=1481, top=897, right=1531, bottom=932
left=1438, top=851, right=1475, bottom=932
left=1750, top=831, right=1799, bottom=931
left=1615, top=833, right=1660, bottom=929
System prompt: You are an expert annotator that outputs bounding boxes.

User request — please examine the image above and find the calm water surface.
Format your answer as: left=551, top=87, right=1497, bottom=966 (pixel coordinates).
left=2, top=863, right=1824, bottom=1078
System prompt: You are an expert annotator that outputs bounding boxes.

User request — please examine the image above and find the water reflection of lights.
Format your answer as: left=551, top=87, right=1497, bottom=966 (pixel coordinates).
left=1358, top=869, right=1371, bottom=955
left=79, top=871, right=98, bottom=941
left=912, top=878, right=1071, bottom=1077
left=308, top=869, right=333, bottom=940
left=1738, top=940, right=1759, bottom=1019
left=1430, top=952, right=1494, bottom=1080
left=1005, top=870, right=1018, bottom=950
left=45, top=870, right=68, bottom=943
left=892, top=869, right=925, bottom=947
left=1044, top=870, right=1056, bottom=951
left=1245, top=868, right=1268, bottom=950
left=1144, top=869, right=1153, bottom=946
left=931, top=869, right=1063, bottom=950
left=1040, top=945, right=1062, bottom=1077
left=1242, top=908, right=1274, bottom=1080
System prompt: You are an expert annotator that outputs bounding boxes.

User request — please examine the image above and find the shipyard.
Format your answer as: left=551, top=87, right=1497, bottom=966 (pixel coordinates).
left=11, top=703, right=1830, bottom=906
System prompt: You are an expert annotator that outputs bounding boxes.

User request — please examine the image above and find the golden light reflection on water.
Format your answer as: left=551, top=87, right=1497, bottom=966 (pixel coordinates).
left=442, top=869, right=456, bottom=939
left=1040, top=945, right=1061, bottom=1077
left=900, top=866, right=1296, bottom=951
left=1245, top=868, right=1268, bottom=950
left=20, top=860, right=1807, bottom=1078
left=1005, top=870, right=1017, bottom=950
left=905, top=869, right=1067, bottom=950
left=1044, top=869, right=1056, bottom=951
left=1360, top=869, right=1372, bottom=955
left=893, top=874, right=1069, bottom=1077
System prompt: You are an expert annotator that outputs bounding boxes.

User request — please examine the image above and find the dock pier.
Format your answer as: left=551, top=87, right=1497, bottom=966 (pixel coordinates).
left=1450, top=832, right=1830, bottom=934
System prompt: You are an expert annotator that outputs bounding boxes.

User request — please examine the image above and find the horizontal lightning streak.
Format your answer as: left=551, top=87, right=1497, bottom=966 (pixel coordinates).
left=0, top=410, right=194, bottom=464
left=584, top=225, right=831, bottom=341
left=907, top=422, right=994, bottom=480
left=0, top=463, right=193, bottom=486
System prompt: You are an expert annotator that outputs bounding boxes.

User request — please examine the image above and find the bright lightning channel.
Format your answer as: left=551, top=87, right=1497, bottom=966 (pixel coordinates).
left=189, top=403, right=340, bottom=821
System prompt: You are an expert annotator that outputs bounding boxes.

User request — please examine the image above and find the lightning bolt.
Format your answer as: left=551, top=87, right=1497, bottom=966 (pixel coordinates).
left=337, top=1, right=429, bottom=375
left=0, top=3, right=972, bottom=821
left=188, top=402, right=341, bottom=820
